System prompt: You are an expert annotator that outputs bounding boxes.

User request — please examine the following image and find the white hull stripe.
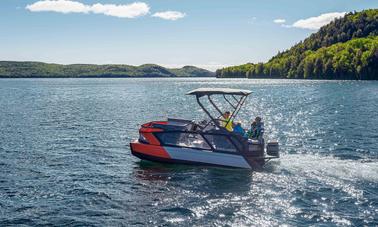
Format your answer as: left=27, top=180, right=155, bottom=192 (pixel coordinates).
left=164, top=146, right=251, bottom=169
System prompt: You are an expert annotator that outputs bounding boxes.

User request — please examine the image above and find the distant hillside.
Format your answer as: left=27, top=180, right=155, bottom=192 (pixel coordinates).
left=216, top=9, right=378, bottom=80
left=0, top=62, right=215, bottom=78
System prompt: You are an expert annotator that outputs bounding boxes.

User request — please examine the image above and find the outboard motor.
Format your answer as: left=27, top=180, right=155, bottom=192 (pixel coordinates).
left=266, top=141, right=279, bottom=157
left=248, top=139, right=264, bottom=157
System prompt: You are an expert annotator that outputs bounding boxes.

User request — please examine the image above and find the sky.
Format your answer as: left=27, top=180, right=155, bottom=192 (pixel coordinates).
left=0, top=0, right=377, bottom=71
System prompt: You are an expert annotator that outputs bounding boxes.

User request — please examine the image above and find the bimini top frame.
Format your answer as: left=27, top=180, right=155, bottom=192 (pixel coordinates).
left=187, top=88, right=252, bottom=129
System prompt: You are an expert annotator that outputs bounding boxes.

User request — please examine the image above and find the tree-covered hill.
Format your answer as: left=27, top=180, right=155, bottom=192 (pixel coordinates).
left=216, top=9, right=378, bottom=80
left=0, top=62, right=215, bottom=78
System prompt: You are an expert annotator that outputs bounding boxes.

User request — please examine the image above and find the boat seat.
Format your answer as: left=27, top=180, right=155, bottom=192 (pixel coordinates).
left=168, top=118, right=193, bottom=125
left=161, top=118, right=195, bottom=131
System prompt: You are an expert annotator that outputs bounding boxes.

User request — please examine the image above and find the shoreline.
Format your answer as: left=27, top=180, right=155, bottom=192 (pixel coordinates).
left=0, top=76, right=215, bottom=79
left=1, top=77, right=377, bottom=82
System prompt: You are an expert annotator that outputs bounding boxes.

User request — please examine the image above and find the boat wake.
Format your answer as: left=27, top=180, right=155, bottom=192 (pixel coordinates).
left=276, top=154, right=378, bottom=182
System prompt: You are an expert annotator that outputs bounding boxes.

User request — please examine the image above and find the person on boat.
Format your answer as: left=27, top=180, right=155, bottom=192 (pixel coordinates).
left=233, top=121, right=245, bottom=136
left=247, top=116, right=264, bottom=139
left=220, top=111, right=233, bottom=131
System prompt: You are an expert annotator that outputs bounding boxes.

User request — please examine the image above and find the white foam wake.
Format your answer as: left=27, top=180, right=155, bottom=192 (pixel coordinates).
left=278, top=154, right=378, bottom=182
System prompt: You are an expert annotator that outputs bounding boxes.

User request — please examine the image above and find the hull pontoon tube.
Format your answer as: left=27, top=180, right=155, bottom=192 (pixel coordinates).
left=130, top=88, right=279, bottom=170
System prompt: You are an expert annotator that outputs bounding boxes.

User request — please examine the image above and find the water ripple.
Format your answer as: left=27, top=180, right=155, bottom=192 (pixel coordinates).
left=0, top=78, right=377, bottom=226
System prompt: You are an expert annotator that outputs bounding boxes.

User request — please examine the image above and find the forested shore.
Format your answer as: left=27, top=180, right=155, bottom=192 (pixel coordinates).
left=216, top=9, right=378, bottom=80
left=0, top=62, right=215, bottom=78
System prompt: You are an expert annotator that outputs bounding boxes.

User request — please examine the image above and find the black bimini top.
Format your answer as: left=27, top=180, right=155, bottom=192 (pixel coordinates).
left=186, top=88, right=252, bottom=96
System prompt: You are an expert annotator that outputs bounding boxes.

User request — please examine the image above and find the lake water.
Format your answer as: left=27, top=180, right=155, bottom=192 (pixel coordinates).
left=0, top=78, right=377, bottom=226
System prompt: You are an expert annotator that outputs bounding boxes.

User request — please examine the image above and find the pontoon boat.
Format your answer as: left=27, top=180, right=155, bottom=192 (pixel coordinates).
left=130, top=88, right=279, bottom=170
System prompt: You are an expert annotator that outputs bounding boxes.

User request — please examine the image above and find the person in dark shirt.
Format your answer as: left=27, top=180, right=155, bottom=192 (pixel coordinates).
left=247, top=117, right=264, bottom=139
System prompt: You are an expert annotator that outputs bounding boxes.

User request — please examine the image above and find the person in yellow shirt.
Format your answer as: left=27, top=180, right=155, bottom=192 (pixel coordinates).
left=220, top=111, right=233, bottom=131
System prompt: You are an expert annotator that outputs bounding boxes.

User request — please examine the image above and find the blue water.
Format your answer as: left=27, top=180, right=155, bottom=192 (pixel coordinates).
left=0, top=78, right=377, bottom=226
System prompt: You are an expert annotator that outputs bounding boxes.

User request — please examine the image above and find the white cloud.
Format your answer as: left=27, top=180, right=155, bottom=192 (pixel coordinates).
left=281, top=24, right=292, bottom=28
left=292, top=12, right=346, bottom=30
left=26, top=0, right=149, bottom=18
left=90, top=2, right=149, bottom=18
left=152, top=11, right=186, bottom=20
left=91, top=2, right=150, bottom=18
left=273, top=18, right=286, bottom=24
left=26, top=0, right=89, bottom=13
